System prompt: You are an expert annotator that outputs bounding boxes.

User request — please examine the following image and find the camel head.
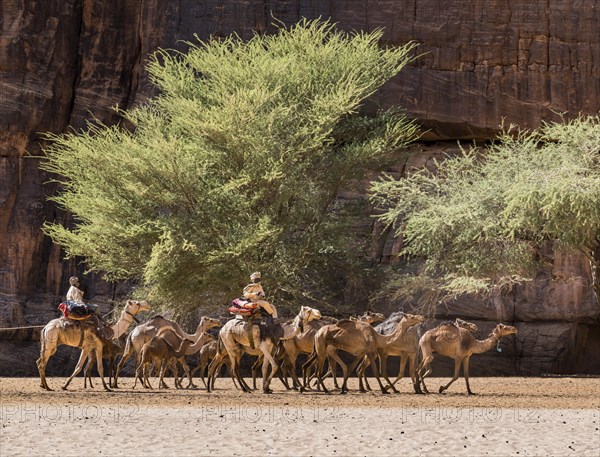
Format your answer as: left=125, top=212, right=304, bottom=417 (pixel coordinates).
left=402, top=313, right=425, bottom=327
left=294, top=306, right=322, bottom=333
left=198, top=316, right=222, bottom=331
left=124, top=300, right=151, bottom=315
left=300, top=306, right=322, bottom=322
left=358, top=311, right=385, bottom=325
left=455, top=318, right=478, bottom=333
left=494, top=323, right=518, bottom=338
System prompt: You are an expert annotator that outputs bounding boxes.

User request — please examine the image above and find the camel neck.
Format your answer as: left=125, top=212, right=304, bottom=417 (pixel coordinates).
left=376, top=320, right=412, bottom=348
left=471, top=331, right=500, bottom=354
left=109, top=310, right=135, bottom=339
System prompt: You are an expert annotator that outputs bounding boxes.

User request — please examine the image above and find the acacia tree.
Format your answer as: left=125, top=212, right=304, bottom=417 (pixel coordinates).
left=41, top=19, right=419, bottom=314
left=370, top=115, right=600, bottom=307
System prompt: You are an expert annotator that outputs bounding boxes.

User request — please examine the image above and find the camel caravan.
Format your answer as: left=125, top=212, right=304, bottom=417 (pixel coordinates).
left=37, top=273, right=517, bottom=395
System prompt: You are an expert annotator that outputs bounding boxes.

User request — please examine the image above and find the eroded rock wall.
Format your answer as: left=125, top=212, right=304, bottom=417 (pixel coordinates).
left=0, top=1, right=598, bottom=375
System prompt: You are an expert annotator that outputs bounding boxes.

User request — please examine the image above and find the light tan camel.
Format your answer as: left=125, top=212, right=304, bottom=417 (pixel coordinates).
left=113, top=315, right=221, bottom=388
left=37, top=300, right=151, bottom=391
left=207, top=306, right=322, bottom=394
left=360, top=317, right=478, bottom=392
left=308, top=313, right=425, bottom=394
left=83, top=334, right=127, bottom=388
left=135, top=328, right=213, bottom=389
left=415, top=322, right=518, bottom=395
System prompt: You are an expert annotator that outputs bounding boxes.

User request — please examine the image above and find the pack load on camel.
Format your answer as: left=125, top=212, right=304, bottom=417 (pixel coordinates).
left=228, top=298, right=259, bottom=316
left=57, top=301, right=96, bottom=320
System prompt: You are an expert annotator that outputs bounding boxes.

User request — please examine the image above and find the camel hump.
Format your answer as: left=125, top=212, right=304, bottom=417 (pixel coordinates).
left=336, top=319, right=363, bottom=328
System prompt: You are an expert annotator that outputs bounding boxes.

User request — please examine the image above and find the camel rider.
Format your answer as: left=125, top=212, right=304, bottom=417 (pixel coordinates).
left=66, top=276, right=98, bottom=316
left=243, top=272, right=277, bottom=324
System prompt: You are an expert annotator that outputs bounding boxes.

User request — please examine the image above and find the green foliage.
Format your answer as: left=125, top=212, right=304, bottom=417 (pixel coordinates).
left=41, top=19, right=419, bottom=314
left=370, top=115, right=600, bottom=301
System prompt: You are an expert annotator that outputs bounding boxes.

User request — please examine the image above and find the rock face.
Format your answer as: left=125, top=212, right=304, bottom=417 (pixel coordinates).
left=0, top=1, right=598, bottom=375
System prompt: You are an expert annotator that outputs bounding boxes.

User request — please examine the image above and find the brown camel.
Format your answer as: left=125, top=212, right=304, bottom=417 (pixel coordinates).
left=308, top=313, right=425, bottom=394
left=36, top=300, right=151, bottom=391
left=313, top=311, right=386, bottom=390
left=207, top=306, right=322, bottom=394
left=83, top=334, right=127, bottom=389
left=135, top=327, right=208, bottom=389
left=415, top=322, right=518, bottom=395
left=360, top=316, right=478, bottom=392
left=113, top=315, right=221, bottom=388
left=190, top=340, right=238, bottom=389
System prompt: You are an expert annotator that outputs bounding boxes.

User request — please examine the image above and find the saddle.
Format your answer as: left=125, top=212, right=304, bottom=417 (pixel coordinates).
left=58, top=302, right=95, bottom=320
left=228, top=298, right=259, bottom=316
left=57, top=303, right=114, bottom=340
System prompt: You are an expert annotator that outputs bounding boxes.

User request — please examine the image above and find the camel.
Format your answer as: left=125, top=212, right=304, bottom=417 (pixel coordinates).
left=415, top=322, right=518, bottom=395
left=36, top=300, right=151, bottom=391
left=349, top=311, right=386, bottom=323
left=135, top=328, right=214, bottom=389
left=207, top=306, right=322, bottom=394
left=83, top=334, right=127, bottom=388
left=308, top=311, right=386, bottom=390
left=308, top=313, right=425, bottom=394
left=360, top=316, right=478, bottom=392
left=189, top=340, right=238, bottom=388
left=113, top=315, right=221, bottom=388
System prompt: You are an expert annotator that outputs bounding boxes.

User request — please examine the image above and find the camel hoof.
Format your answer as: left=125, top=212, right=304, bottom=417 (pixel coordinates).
left=339, top=390, right=348, bottom=395
left=438, top=387, right=445, bottom=394
left=263, top=389, right=273, bottom=394
left=61, top=385, right=69, bottom=391
left=467, top=392, right=476, bottom=396
left=381, top=390, right=390, bottom=395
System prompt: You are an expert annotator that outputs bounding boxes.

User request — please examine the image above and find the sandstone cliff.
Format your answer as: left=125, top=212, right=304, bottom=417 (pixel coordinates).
left=0, top=1, right=598, bottom=375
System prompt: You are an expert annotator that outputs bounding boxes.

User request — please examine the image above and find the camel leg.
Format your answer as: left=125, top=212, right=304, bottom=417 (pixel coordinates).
left=366, top=352, right=391, bottom=395
left=439, top=357, right=462, bottom=394
left=113, top=339, right=135, bottom=388
left=83, top=353, right=94, bottom=389
left=260, top=343, right=279, bottom=394
left=37, top=329, right=60, bottom=391
left=92, top=343, right=111, bottom=391
left=330, top=358, right=340, bottom=389
left=358, top=356, right=373, bottom=392
left=326, top=348, right=348, bottom=392
left=390, top=353, right=409, bottom=389
left=314, top=353, right=330, bottom=394
left=415, top=354, right=434, bottom=394
left=463, top=357, right=475, bottom=395
left=300, top=352, right=317, bottom=392
left=287, top=353, right=301, bottom=390
left=206, top=353, right=223, bottom=392
left=142, top=362, right=154, bottom=390
left=378, top=354, right=399, bottom=394
left=230, top=352, right=251, bottom=393
left=251, top=356, right=262, bottom=391
left=339, top=355, right=363, bottom=394
left=62, top=348, right=92, bottom=390
left=158, top=359, right=172, bottom=389
left=178, top=358, right=196, bottom=389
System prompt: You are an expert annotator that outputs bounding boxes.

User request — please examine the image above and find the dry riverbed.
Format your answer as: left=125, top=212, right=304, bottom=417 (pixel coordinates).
left=1, top=377, right=599, bottom=456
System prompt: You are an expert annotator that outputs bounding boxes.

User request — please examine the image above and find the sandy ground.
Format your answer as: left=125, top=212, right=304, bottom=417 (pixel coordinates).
left=1, top=376, right=599, bottom=456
